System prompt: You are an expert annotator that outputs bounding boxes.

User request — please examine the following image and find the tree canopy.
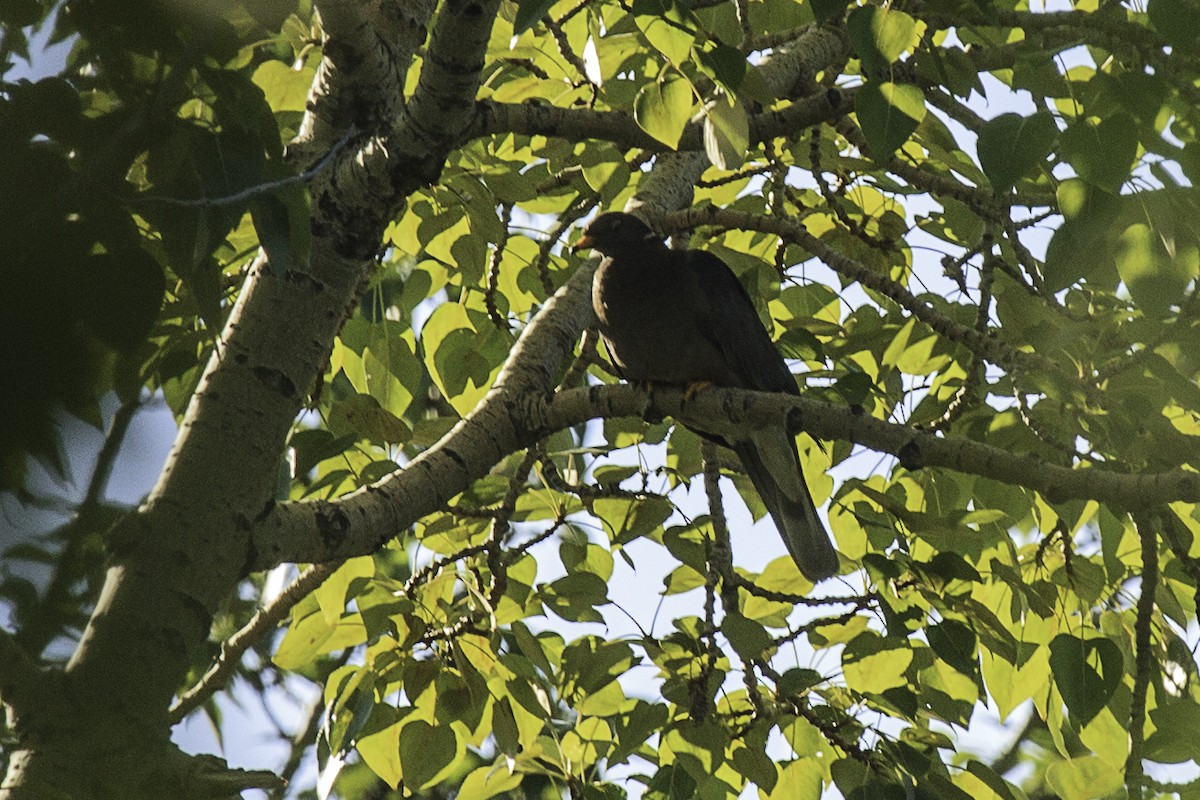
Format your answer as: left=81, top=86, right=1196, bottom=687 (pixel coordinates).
left=4, top=0, right=1200, bottom=798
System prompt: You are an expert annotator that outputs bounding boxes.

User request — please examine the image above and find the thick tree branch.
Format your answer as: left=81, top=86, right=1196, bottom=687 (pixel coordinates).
left=249, top=259, right=599, bottom=569
left=291, top=0, right=429, bottom=161
left=254, top=378, right=1200, bottom=568
left=543, top=386, right=1200, bottom=509
left=472, top=87, right=849, bottom=151
left=6, top=1, right=502, bottom=796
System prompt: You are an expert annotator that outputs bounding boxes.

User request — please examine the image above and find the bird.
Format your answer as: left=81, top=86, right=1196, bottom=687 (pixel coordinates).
left=572, top=211, right=839, bottom=582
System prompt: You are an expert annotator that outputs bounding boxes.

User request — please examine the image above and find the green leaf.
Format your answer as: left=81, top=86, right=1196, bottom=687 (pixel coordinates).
left=1115, top=220, right=1200, bottom=317
left=847, top=6, right=920, bottom=76
left=634, top=74, right=694, bottom=147
left=1044, top=755, right=1123, bottom=800
left=856, top=81, right=925, bottom=163
left=1059, top=114, right=1138, bottom=193
left=1043, top=180, right=1122, bottom=291
left=421, top=303, right=510, bottom=416
left=542, top=572, right=610, bottom=622
left=697, top=45, right=747, bottom=92
left=273, top=612, right=367, bottom=670
left=977, top=112, right=1058, bottom=192
left=1048, top=634, right=1122, bottom=725
left=811, top=0, right=853, bottom=24
left=1149, top=0, right=1200, bottom=54
left=645, top=763, right=696, bottom=800
left=703, top=94, right=749, bottom=170
left=328, top=393, right=411, bottom=445
left=492, top=697, right=520, bottom=756
left=356, top=710, right=405, bottom=788
left=843, top=633, right=914, bottom=694
left=610, top=701, right=670, bottom=765
left=252, top=59, right=317, bottom=113
left=768, top=758, right=824, bottom=800
left=313, top=556, right=375, bottom=624
left=399, top=720, right=458, bottom=791
left=633, top=0, right=695, bottom=65
left=455, top=765, right=523, bottom=800
left=927, top=619, right=978, bottom=679
left=512, top=0, right=557, bottom=35
left=721, top=612, right=772, bottom=661
left=964, top=760, right=1020, bottom=800
left=731, top=744, right=779, bottom=792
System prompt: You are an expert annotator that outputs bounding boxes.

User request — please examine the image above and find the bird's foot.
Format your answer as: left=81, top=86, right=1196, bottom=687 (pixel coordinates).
left=635, top=381, right=664, bottom=424
left=684, top=380, right=714, bottom=402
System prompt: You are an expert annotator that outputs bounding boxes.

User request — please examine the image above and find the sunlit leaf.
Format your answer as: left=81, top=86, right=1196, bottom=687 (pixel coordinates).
left=848, top=6, right=920, bottom=76
left=1045, top=755, right=1123, bottom=800
left=702, top=93, right=749, bottom=170
left=634, top=73, right=694, bottom=147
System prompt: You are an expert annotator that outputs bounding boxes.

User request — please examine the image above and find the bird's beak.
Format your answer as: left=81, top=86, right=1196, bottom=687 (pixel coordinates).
left=571, top=234, right=593, bottom=253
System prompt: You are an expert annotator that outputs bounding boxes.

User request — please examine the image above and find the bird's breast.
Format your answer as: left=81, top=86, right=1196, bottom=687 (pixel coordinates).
left=592, top=257, right=738, bottom=386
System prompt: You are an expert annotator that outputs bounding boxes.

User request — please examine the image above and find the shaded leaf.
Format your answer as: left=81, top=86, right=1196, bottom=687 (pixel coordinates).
left=856, top=81, right=925, bottom=163
left=1049, top=634, right=1122, bottom=726
left=399, top=720, right=457, bottom=791
left=977, top=112, right=1058, bottom=192
left=512, top=0, right=557, bottom=35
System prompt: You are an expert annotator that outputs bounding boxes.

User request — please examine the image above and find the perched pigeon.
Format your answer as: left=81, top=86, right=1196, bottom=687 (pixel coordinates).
left=574, top=211, right=838, bottom=582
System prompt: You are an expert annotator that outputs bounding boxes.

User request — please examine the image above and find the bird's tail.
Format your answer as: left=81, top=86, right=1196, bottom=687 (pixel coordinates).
left=733, top=433, right=838, bottom=582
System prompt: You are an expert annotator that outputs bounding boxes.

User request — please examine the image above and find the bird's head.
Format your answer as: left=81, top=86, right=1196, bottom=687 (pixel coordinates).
left=571, top=212, right=659, bottom=255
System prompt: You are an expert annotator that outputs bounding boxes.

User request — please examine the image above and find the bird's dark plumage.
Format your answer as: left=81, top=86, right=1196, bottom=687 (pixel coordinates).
left=574, top=211, right=838, bottom=582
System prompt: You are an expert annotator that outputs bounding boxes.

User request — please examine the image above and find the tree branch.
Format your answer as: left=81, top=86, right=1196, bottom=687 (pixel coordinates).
left=254, top=378, right=1200, bottom=569
left=249, top=258, right=599, bottom=570
left=473, top=86, right=848, bottom=152
left=168, top=563, right=338, bottom=724
left=1126, top=512, right=1160, bottom=800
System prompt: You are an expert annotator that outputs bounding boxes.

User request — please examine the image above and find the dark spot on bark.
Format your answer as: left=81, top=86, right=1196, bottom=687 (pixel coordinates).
left=177, top=591, right=214, bottom=641
left=283, top=270, right=326, bottom=293
left=254, top=500, right=276, bottom=524
left=253, top=366, right=298, bottom=398
left=785, top=406, right=804, bottom=435
left=234, top=353, right=248, bottom=365
left=826, top=88, right=842, bottom=109
left=460, top=0, right=485, bottom=17
left=316, top=503, right=351, bottom=550
left=444, top=447, right=468, bottom=472
left=1044, top=484, right=1070, bottom=504
left=426, top=50, right=486, bottom=77
left=897, top=439, right=923, bottom=471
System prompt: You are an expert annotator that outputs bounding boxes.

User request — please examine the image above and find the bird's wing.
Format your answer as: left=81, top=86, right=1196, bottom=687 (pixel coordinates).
left=684, top=249, right=798, bottom=396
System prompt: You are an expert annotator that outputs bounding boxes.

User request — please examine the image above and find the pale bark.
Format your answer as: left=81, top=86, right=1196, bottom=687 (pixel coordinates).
left=0, top=0, right=497, bottom=796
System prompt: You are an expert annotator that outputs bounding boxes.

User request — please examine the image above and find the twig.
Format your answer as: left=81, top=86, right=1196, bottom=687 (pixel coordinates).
left=1126, top=512, right=1159, bottom=800
left=138, top=128, right=357, bottom=209
left=169, top=562, right=338, bottom=723
left=17, top=396, right=142, bottom=658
